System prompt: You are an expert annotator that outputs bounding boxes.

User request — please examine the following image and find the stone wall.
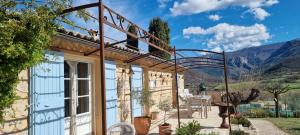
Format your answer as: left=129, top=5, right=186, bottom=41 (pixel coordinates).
left=0, top=70, right=29, bottom=135
left=0, top=64, right=185, bottom=134
left=116, top=63, right=132, bottom=123
left=115, top=63, right=184, bottom=123
left=148, top=71, right=173, bottom=112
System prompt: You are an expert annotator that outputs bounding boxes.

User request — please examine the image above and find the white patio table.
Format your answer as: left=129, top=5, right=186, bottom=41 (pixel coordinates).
left=193, top=95, right=212, bottom=118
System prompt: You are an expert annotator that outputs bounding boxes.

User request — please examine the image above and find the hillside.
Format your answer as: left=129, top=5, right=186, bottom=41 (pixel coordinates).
left=185, top=38, right=300, bottom=81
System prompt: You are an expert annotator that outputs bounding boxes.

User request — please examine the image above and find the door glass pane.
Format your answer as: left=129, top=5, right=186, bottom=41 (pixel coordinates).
left=65, top=99, right=70, bottom=117
left=65, top=80, right=70, bottom=97
left=77, top=62, right=88, bottom=78
left=78, top=80, right=89, bottom=96
left=77, top=97, right=89, bottom=114
left=64, top=62, right=70, bottom=78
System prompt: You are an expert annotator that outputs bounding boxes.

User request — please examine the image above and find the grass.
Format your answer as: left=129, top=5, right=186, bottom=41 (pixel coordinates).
left=264, top=118, right=300, bottom=135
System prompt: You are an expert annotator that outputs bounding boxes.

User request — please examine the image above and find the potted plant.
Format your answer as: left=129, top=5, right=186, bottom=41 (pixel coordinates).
left=158, top=99, right=172, bottom=135
left=133, top=88, right=154, bottom=135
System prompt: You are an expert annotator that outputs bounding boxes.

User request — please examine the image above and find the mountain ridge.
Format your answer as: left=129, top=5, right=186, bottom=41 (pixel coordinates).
left=185, top=38, right=300, bottom=81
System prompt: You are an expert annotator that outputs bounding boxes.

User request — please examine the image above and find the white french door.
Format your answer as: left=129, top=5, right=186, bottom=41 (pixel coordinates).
left=64, top=61, right=92, bottom=135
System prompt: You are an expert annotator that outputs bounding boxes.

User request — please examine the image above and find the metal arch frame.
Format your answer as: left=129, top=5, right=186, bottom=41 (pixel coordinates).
left=173, top=49, right=232, bottom=133
left=172, top=64, right=224, bottom=71
left=60, top=2, right=232, bottom=134
left=177, top=65, right=224, bottom=72
left=60, top=2, right=174, bottom=135
left=149, top=56, right=223, bottom=68
left=161, top=60, right=223, bottom=70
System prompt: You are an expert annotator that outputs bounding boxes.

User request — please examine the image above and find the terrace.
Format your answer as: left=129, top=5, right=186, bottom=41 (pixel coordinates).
left=1, top=1, right=299, bottom=135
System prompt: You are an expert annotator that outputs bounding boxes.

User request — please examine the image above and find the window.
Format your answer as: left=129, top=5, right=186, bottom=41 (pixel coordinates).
left=64, top=61, right=91, bottom=117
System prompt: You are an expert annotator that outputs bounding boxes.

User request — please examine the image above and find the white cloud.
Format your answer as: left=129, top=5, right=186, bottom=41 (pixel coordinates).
left=183, top=23, right=271, bottom=52
left=208, top=14, right=221, bottom=21
left=250, top=8, right=270, bottom=20
left=170, top=0, right=278, bottom=20
left=183, top=27, right=205, bottom=38
left=157, top=0, right=172, bottom=8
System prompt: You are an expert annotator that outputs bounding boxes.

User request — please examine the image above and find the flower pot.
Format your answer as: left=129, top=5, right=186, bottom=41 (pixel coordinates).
left=159, top=123, right=172, bottom=135
left=134, top=116, right=151, bottom=135
left=151, top=112, right=160, bottom=120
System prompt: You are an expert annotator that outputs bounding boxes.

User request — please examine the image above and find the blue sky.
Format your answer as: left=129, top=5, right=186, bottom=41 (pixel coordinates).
left=70, top=0, right=300, bottom=52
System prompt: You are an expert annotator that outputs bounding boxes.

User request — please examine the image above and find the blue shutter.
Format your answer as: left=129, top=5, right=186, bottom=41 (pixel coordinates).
left=29, top=51, right=64, bottom=135
left=131, top=65, right=143, bottom=117
left=105, top=61, right=118, bottom=128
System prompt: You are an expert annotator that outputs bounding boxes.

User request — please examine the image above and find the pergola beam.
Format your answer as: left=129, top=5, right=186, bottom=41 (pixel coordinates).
left=84, top=36, right=149, bottom=56
left=102, top=5, right=173, bottom=55
left=176, top=49, right=223, bottom=55
left=124, top=50, right=161, bottom=63
left=60, top=2, right=100, bottom=14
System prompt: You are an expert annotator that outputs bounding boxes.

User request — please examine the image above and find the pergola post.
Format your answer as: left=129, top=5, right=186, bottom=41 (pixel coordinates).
left=98, top=1, right=107, bottom=135
left=174, top=47, right=181, bottom=128
left=222, top=51, right=232, bottom=133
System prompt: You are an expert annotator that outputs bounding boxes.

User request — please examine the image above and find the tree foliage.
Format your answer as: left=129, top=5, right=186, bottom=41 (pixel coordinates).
left=0, top=0, right=90, bottom=123
left=148, top=17, right=171, bottom=59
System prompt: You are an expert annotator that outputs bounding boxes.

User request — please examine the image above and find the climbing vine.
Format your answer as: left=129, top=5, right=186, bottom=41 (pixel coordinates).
left=0, top=1, right=90, bottom=123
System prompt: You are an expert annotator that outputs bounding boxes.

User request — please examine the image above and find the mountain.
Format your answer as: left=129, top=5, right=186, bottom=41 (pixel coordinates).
left=185, top=38, right=300, bottom=81
left=226, top=38, right=300, bottom=78
left=263, top=39, right=300, bottom=73
left=226, top=42, right=284, bottom=78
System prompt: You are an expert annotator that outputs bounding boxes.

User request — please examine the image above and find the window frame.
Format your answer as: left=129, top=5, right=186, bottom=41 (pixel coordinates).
left=64, top=61, right=92, bottom=118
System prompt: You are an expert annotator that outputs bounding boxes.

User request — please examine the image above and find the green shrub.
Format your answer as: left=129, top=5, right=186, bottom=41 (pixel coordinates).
left=175, top=120, right=201, bottom=135
left=231, top=116, right=251, bottom=127
left=230, top=130, right=245, bottom=135
left=243, top=108, right=270, bottom=118
left=294, top=111, right=300, bottom=118
left=199, top=131, right=219, bottom=135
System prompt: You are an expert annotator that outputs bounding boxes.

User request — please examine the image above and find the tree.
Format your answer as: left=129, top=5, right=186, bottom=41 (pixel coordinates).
left=0, top=0, right=90, bottom=122
left=126, top=25, right=139, bottom=51
left=262, top=81, right=290, bottom=117
left=148, top=17, right=171, bottom=59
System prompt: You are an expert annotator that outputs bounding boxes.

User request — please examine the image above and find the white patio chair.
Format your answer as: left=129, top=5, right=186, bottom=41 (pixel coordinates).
left=183, top=89, right=193, bottom=97
left=178, top=89, right=193, bottom=109
left=107, top=122, right=135, bottom=135
left=187, top=97, right=203, bottom=118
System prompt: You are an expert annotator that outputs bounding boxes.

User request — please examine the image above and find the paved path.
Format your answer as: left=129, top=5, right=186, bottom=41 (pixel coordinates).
left=250, top=119, right=288, bottom=135
left=148, top=106, right=288, bottom=135
left=149, top=106, right=229, bottom=135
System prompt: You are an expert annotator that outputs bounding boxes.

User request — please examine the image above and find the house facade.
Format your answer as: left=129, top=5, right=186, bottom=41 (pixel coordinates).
left=0, top=30, right=184, bottom=135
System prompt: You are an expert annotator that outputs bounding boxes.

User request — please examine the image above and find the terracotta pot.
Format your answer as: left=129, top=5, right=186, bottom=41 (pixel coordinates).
left=159, top=123, right=172, bottom=135
left=151, top=112, right=160, bottom=120
left=134, top=116, right=151, bottom=135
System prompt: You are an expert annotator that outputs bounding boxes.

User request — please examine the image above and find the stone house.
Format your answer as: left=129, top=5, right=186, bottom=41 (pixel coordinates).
left=0, top=29, right=184, bottom=135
